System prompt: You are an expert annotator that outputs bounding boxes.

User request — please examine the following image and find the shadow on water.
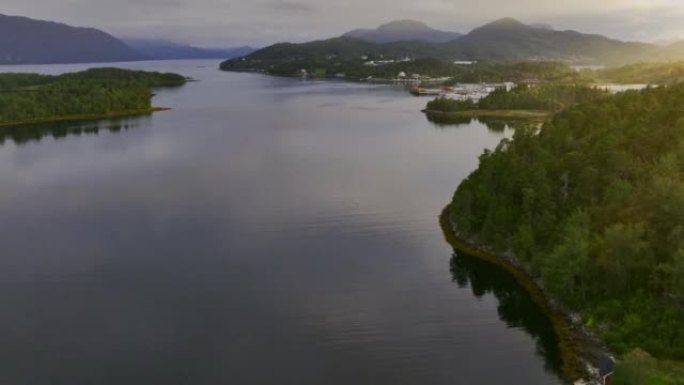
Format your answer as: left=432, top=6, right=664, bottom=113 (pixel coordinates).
left=425, top=113, right=536, bottom=133
left=0, top=117, right=147, bottom=145
left=449, top=251, right=565, bottom=380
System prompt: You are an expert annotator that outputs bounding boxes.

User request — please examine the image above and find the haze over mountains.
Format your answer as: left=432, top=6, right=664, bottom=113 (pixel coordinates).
left=245, top=17, right=676, bottom=65
left=122, top=39, right=254, bottom=61
left=443, top=17, right=663, bottom=62
left=0, top=14, right=143, bottom=64
left=2, top=13, right=683, bottom=66
left=0, top=14, right=254, bottom=64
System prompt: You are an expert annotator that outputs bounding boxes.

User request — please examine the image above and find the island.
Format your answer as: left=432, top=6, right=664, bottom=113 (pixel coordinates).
left=0, top=68, right=187, bottom=127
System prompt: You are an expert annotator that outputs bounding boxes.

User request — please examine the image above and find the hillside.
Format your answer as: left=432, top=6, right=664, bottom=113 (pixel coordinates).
left=343, top=20, right=463, bottom=43
left=0, top=14, right=145, bottom=64
left=597, top=62, right=684, bottom=85
left=445, top=18, right=662, bottom=63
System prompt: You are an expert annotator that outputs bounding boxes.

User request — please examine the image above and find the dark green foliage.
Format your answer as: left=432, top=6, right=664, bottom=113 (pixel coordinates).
left=427, top=84, right=609, bottom=113
left=450, top=84, right=684, bottom=360
left=613, top=349, right=684, bottom=385
left=0, top=68, right=186, bottom=124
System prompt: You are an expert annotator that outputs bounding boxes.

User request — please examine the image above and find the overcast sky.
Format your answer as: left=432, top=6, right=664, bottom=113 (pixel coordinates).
left=4, top=0, right=684, bottom=47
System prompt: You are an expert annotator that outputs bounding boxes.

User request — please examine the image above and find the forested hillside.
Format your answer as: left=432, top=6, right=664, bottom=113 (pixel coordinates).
left=449, top=85, right=684, bottom=382
left=0, top=68, right=186, bottom=125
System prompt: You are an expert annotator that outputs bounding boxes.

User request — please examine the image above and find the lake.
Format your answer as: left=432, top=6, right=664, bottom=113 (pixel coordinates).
left=0, top=60, right=563, bottom=384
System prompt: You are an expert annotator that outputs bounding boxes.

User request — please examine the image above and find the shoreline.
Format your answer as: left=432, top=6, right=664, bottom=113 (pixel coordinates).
left=0, top=107, right=170, bottom=129
left=423, top=109, right=553, bottom=121
left=439, top=206, right=608, bottom=384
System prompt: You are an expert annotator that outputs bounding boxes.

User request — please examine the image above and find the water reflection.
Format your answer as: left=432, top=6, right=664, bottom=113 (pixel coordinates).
left=449, top=251, right=564, bottom=379
left=0, top=117, right=146, bottom=145
left=425, top=113, right=537, bottom=133
left=0, top=63, right=564, bottom=385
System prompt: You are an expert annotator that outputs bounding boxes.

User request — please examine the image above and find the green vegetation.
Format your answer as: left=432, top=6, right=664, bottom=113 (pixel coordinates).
left=597, top=62, right=684, bottom=85
left=613, top=349, right=684, bottom=385
left=0, top=68, right=186, bottom=126
left=448, top=84, right=684, bottom=383
left=219, top=18, right=683, bottom=74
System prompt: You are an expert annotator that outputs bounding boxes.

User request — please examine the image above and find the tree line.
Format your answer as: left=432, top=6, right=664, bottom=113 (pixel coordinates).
left=0, top=68, right=186, bottom=124
left=449, top=84, right=684, bottom=374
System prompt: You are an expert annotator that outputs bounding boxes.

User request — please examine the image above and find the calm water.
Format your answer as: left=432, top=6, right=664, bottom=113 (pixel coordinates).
left=0, top=60, right=563, bottom=384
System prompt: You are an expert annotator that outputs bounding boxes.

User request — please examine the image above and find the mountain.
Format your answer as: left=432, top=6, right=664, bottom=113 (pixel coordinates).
left=446, top=18, right=662, bottom=63
left=123, top=39, right=255, bottom=60
left=0, top=14, right=145, bottom=64
left=241, top=36, right=448, bottom=62
left=343, top=20, right=463, bottom=43
left=224, top=18, right=681, bottom=72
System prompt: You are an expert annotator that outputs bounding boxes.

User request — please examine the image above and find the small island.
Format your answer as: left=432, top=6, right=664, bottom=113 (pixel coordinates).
left=0, top=68, right=187, bottom=128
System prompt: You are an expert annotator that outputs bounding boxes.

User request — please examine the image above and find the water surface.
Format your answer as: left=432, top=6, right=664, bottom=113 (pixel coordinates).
left=0, top=60, right=563, bottom=384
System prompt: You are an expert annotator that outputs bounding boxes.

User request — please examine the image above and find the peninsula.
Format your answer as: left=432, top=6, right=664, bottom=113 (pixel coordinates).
left=446, top=83, right=684, bottom=384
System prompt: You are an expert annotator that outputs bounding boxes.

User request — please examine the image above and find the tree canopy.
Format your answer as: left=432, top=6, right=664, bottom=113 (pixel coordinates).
left=0, top=68, right=186, bottom=124
left=450, top=84, right=684, bottom=363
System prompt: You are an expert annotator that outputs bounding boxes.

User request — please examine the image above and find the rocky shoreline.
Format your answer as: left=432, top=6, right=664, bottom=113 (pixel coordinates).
left=439, top=206, right=612, bottom=384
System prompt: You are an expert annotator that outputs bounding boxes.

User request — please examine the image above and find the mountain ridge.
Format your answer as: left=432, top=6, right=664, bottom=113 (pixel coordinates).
left=343, top=20, right=463, bottom=43
left=231, top=17, right=678, bottom=66
left=0, top=14, right=145, bottom=64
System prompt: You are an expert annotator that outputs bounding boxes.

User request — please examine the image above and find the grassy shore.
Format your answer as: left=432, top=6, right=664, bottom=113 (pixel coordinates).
left=423, top=109, right=553, bottom=121
left=0, top=107, right=170, bottom=129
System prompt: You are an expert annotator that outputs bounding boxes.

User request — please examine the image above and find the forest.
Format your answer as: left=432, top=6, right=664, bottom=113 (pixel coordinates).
left=0, top=68, right=186, bottom=125
left=448, top=84, right=684, bottom=384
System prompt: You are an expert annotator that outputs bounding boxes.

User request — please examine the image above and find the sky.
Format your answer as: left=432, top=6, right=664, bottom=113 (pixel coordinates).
left=3, top=0, right=684, bottom=47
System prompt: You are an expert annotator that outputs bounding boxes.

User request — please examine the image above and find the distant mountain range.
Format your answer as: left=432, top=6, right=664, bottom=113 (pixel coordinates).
left=442, top=18, right=663, bottom=63
left=2, top=14, right=682, bottom=66
left=0, top=14, right=144, bottom=64
left=122, top=39, right=255, bottom=60
left=237, top=18, right=680, bottom=66
left=343, top=20, right=463, bottom=43
left=0, top=14, right=254, bottom=65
